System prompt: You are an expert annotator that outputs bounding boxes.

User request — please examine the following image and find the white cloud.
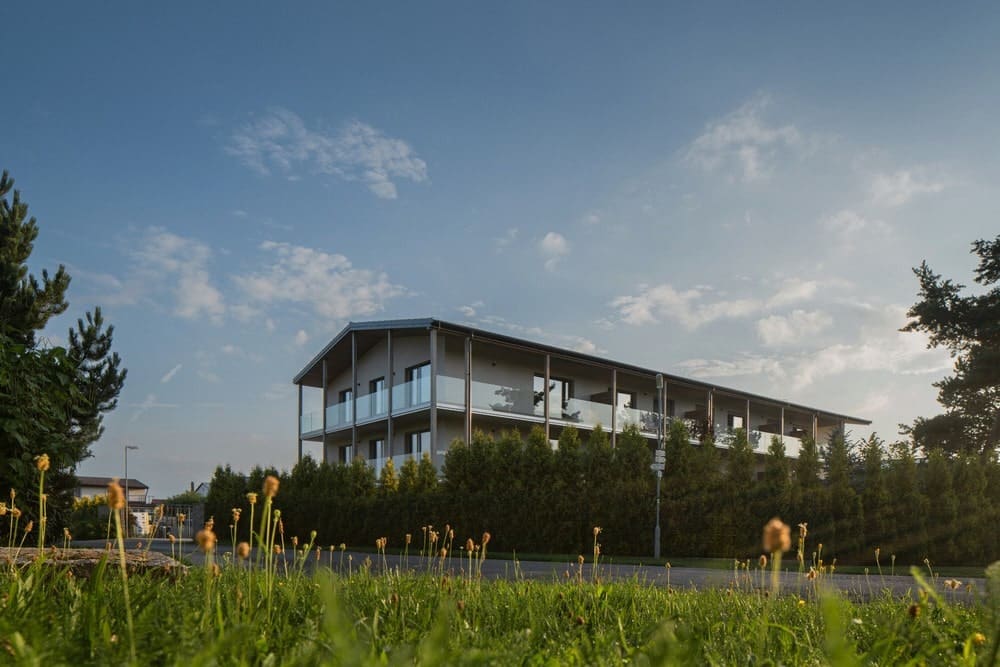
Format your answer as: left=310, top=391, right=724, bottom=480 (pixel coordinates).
left=262, top=383, right=293, bottom=401
left=756, top=310, right=833, bottom=346
left=611, top=284, right=761, bottom=329
left=129, top=393, right=178, bottom=422
left=474, top=314, right=603, bottom=356
left=869, top=169, right=945, bottom=207
left=539, top=232, right=570, bottom=272
left=295, top=329, right=310, bottom=346
left=494, top=228, right=519, bottom=254
left=221, top=344, right=241, bottom=355
left=227, top=109, right=428, bottom=199
left=457, top=301, right=484, bottom=318
left=821, top=209, right=891, bottom=240
left=233, top=241, right=406, bottom=323
left=129, top=228, right=226, bottom=323
left=766, top=278, right=820, bottom=308
left=685, top=94, right=803, bottom=182
left=678, top=305, right=952, bottom=390
left=159, top=364, right=182, bottom=384
left=197, top=370, right=222, bottom=384
left=581, top=213, right=601, bottom=225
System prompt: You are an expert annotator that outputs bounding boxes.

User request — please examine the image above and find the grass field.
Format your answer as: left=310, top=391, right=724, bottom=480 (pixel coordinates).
left=0, top=552, right=997, bottom=665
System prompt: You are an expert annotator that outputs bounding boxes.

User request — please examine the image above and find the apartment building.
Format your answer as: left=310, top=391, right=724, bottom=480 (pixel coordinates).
left=293, top=318, right=869, bottom=470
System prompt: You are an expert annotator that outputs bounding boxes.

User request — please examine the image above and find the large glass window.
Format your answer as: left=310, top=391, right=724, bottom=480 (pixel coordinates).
left=338, top=388, right=353, bottom=423
left=406, top=362, right=431, bottom=406
left=369, top=377, right=386, bottom=415
left=406, top=430, right=431, bottom=457
left=533, top=374, right=573, bottom=418
left=728, top=413, right=745, bottom=430
left=368, top=438, right=384, bottom=460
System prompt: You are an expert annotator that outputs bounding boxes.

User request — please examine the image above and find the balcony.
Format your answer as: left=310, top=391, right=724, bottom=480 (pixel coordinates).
left=391, top=377, right=432, bottom=413
left=617, top=406, right=661, bottom=436
left=356, top=387, right=388, bottom=422
left=300, top=411, right=323, bottom=434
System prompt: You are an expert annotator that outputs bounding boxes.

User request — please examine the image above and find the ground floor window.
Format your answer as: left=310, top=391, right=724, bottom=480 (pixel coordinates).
left=406, top=430, right=431, bottom=457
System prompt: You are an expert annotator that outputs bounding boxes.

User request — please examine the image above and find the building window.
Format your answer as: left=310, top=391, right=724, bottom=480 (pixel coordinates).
left=405, top=362, right=431, bottom=407
left=340, top=444, right=355, bottom=464
left=533, top=374, right=574, bottom=418
left=406, top=430, right=431, bottom=457
left=666, top=399, right=675, bottom=417
left=338, top=388, right=353, bottom=424
left=369, top=377, right=386, bottom=415
left=368, top=438, right=384, bottom=461
left=616, top=391, right=636, bottom=410
left=728, top=413, right=745, bottom=430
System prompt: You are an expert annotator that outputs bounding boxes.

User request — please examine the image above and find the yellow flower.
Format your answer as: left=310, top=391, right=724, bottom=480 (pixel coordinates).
left=236, top=542, right=251, bottom=559
left=35, top=454, right=50, bottom=472
left=246, top=492, right=258, bottom=505
left=972, top=632, right=986, bottom=646
left=263, top=475, right=280, bottom=499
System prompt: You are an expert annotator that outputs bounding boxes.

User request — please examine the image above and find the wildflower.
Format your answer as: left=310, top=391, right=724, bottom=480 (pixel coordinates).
left=195, top=529, right=217, bottom=553
left=11, top=507, right=22, bottom=519
left=231, top=508, right=241, bottom=522
left=263, top=475, right=280, bottom=498
left=466, top=538, right=474, bottom=552
left=763, top=518, right=791, bottom=553
left=972, top=632, right=986, bottom=646
left=806, top=567, right=818, bottom=581
left=908, top=603, right=920, bottom=619
left=9, top=489, right=14, bottom=502
left=168, top=534, right=176, bottom=544
left=292, top=536, right=299, bottom=548
left=482, top=532, right=491, bottom=546
left=440, top=548, right=447, bottom=558
left=274, top=544, right=283, bottom=555
left=797, top=599, right=806, bottom=607
left=593, top=526, right=602, bottom=537
left=340, top=543, right=346, bottom=551
left=759, top=554, right=768, bottom=569
left=247, top=492, right=258, bottom=505
left=25, top=520, right=34, bottom=534
left=0, top=503, right=6, bottom=517
left=874, top=547, right=880, bottom=560
left=578, top=555, right=585, bottom=566
left=236, top=542, right=251, bottom=559
left=106, top=481, right=125, bottom=510
left=35, top=454, right=50, bottom=472
left=406, top=533, right=412, bottom=545
left=63, top=527, right=71, bottom=540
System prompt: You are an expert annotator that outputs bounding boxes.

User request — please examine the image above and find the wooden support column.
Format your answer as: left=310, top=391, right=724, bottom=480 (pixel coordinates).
left=429, top=328, right=438, bottom=456
left=610, top=369, right=617, bottom=449
left=464, top=336, right=472, bottom=445
left=779, top=407, right=786, bottom=443
left=297, top=383, right=303, bottom=462
left=745, top=399, right=751, bottom=434
left=812, top=413, right=819, bottom=442
left=351, top=332, right=357, bottom=459
left=321, top=358, right=328, bottom=463
left=707, top=389, right=715, bottom=437
left=544, top=354, right=551, bottom=442
left=387, top=330, right=393, bottom=456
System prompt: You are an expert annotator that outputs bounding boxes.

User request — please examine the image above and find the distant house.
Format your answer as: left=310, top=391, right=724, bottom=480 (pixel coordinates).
left=75, top=476, right=149, bottom=504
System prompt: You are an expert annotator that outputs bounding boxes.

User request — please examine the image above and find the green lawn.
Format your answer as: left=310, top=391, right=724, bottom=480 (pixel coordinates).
left=1, top=553, right=996, bottom=665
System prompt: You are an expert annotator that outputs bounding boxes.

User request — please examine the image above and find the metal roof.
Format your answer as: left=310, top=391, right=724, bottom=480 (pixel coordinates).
left=76, top=476, right=149, bottom=489
left=293, top=318, right=871, bottom=425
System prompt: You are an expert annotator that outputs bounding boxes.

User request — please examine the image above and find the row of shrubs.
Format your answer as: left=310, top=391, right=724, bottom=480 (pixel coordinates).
left=205, top=422, right=1000, bottom=565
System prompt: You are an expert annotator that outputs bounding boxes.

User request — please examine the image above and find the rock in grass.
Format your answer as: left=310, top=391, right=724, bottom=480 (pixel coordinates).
left=0, top=547, right=186, bottom=578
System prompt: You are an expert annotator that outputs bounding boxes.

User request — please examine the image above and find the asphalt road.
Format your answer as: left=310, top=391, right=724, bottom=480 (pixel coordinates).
left=75, top=539, right=982, bottom=602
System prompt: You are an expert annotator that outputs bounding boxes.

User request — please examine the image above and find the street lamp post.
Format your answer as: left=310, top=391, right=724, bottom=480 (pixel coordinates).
left=654, top=374, right=664, bottom=559
left=124, top=444, right=139, bottom=537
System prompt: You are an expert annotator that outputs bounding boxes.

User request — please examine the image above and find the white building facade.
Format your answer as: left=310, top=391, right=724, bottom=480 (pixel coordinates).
left=294, top=319, right=869, bottom=470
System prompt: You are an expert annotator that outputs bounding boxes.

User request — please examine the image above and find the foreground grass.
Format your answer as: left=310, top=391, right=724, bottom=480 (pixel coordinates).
left=0, top=556, right=996, bottom=665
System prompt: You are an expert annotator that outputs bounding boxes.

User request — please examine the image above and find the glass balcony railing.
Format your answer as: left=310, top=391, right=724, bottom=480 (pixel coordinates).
left=391, top=377, right=432, bottom=411
left=300, top=411, right=322, bottom=433
left=436, top=375, right=466, bottom=407
left=617, top=406, right=661, bottom=435
left=325, top=401, right=351, bottom=429
left=552, top=397, right=613, bottom=429
left=748, top=430, right=804, bottom=458
left=470, top=379, right=537, bottom=417
left=355, top=388, right=388, bottom=421
left=369, top=451, right=431, bottom=478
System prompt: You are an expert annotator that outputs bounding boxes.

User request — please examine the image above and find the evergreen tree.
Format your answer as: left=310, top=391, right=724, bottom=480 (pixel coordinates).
left=952, top=452, right=988, bottom=563
left=688, top=435, right=723, bottom=556
left=583, top=425, right=614, bottom=549
left=823, top=430, right=862, bottom=561
left=553, top=426, right=585, bottom=551
left=661, top=419, right=694, bottom=555
left=379, top=458, right=399, bottom=495
left=921, top=448, right=959, bottom=563
left=611, top=425, right=653, bottom=555
left=902, top=235, right=1000, bottom=454
left=399, top=456, right=420, bottom=494
left=885, top=441, right=929, bottom=563
left=859, top=434, right=891, bottom=557
left=759, top=435, right=792, bottom=527
left=721, top=428, right=755, bottom=555
left=790, top=435, right=824, bottom=546
left=0, top=170, right=127, bottom=525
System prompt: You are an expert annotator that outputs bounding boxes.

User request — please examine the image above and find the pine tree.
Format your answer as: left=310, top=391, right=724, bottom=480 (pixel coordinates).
left=379, top=458, right=399, bottom=494
left=759, top=435, right=792, bottom=526
left=859, top=434, right=891, bottom=557
left=661, top=419, right=694, bottom=555
left=921, top=448, right=958, bottom=563
left=885, top=441, right=929, bottom=563
left=722, top=428, right=755, bottom=555
left=0, top=170, right=126, bottom=525
left=952, top=452, right=988, bottom=563
left=554, top=426, right=585, bottom=552
left=823, top=430, right=862, bottom=561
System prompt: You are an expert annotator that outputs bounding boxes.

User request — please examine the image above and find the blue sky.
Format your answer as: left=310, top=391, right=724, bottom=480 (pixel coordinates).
left=3, top=3, right=999, bottom=496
